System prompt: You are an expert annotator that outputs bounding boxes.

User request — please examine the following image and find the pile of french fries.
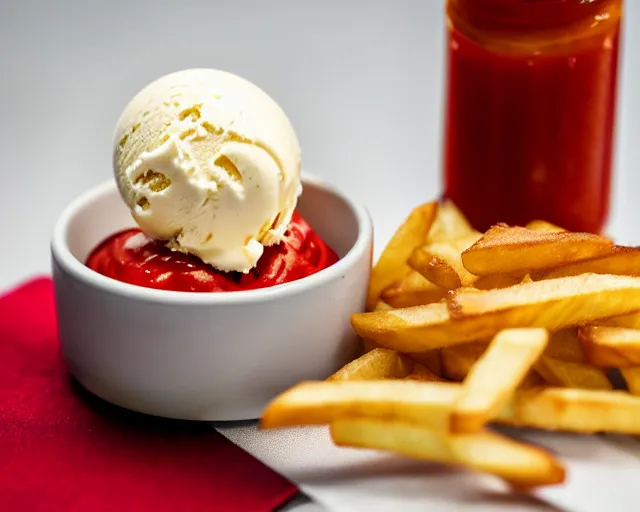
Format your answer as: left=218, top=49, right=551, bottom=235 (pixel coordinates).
left=261, top=200, right=640, bottom=488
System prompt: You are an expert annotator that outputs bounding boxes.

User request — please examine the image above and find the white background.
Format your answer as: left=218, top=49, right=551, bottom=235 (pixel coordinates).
left=1, top=0, right=637, bottom=290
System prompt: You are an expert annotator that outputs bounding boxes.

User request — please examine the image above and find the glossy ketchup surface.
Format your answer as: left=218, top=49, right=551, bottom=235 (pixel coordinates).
left=87, top=211, right=339, bottom=292
left=444, top=0, right=623, bottom=233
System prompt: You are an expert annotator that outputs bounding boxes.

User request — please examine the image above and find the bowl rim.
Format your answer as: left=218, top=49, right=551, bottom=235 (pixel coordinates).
left=51, top=172, right=372, bottom=305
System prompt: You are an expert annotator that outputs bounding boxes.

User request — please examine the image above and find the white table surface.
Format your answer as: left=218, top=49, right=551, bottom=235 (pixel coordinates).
left=220, top=424, right=640, bottom=512
left=3, top=1, right=640, bottom=510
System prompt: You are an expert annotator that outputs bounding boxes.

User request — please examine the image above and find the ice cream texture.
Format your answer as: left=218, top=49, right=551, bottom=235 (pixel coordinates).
left=113, top=68, right=302, bottom=273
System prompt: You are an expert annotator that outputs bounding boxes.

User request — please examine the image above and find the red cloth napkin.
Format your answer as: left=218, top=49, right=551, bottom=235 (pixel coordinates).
left=0, top=277, right=298, bottom=512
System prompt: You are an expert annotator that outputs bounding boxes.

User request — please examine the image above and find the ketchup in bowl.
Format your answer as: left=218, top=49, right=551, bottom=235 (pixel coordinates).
left=443, top=0, right=623, bottom=233
left=87, top=211, right=339, bottom=292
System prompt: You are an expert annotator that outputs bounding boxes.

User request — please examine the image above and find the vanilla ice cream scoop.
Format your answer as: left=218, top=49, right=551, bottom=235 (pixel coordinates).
left=113, top=68, right=302, bottom=273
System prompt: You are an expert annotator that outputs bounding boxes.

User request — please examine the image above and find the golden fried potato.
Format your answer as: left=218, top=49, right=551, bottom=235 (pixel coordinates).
left=605, top=311, right=640, bottom=329
left=367, top=202, right=438, bottom=310
left=534, top=357, right=612, bottom=390
left=621, top=367, right=640, bottom=395
left=544, top=246, right=640, bottom=279
left=363, top=303, right=390, bottom=353
left=440, top=341, right=489, bottom=381
left=381, top=271, right=448, bottom=308
left=461, top=224, right=613, bottom=276
left=409, top=233, right=481, bottom=290
left=261, top=380, right=457, bottom=431
left=451, top=328, right=548, bottom=433
left=525, top=220, right=567, bottom=233
left=451, top=274, right=640, bottom=332
left=405, top=363, right=446, bottom=382
left=579, top=326, right=640, bottom=368
left=409, top=350, right=444, bottom=378
left=262, top=199, right=640, bottom=491
left=473, top=273, right=524, bottom=290
left=520, top=274, right=534, bottom=284
left=262, top=379, right=640, bottom=435
left=427, top=199, right=477, bottom=243
left=501, top=387, right=640, bottom=434
left=543, top=329, right=585, bottom=363
left=373, top=301, right=394, bottom=311
left=519, top=372, right=546, bottom=389
left=327, top=348, right=414, bottom=382
left=331, top=418, right=565, bottom=487
left=352, top=274, right=640, bottom=353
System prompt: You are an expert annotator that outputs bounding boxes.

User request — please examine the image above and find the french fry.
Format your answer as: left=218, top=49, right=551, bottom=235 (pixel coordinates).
left=367, top=298, right=392, bottom=352
left=381, top=271, right=448, bottom=308
left=405, top=363, right=446, bottom=382
left=544, top=329, right=585, bottom=363
left=605, top=311, right=640, bottom=329
left=534, top=357, right=612, bottom=390
left=263, top=199, right=640, bottom=491
left=543, top=246, right=640, bottom=279
left=536, top=328, right=591, bottom=387
left=327, top=348, right=414, bottom=382
left=451, top=328, right=548, bottom=433
left=519, top=371, right=546, bottom=389
left=409, top=350, right=443, bottom=378
left=409, top=246, right=461, bottom=291
left=263, top=380, right=640, bottom=435
left=525, top=220, right=566, bottom=233
left=409, top=233, right=482, bottom=290
left=621, top=367, right=640, bottom=395
left=501, top=387, right=640, bottom=434
left=373, top=301, right=394, bottom=311
left=427, top=199, right=477, bottom=243
left=579, top=326, right=640, bottom=368
left=353, top=302, right=454, bottom=353
left=330, top=418, right=565, bottom=487
left=352, top=274, right=640, bottom=353
left=440, top=341, right=489, bottom=381
left=520, top=274, right=533, bottom=284
left=367, top=202, right=438, bottom=310
left=261, top=380, right=457, bottom=431
left=461, top=224, right=613, bottom=276
left=473, top=273, right=523, bottom=290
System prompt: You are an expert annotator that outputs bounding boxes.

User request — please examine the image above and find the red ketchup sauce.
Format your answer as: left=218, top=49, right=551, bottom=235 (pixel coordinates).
left=443, top=0, right=622, bottom=233
left=86, top=211, right=339, bottom=292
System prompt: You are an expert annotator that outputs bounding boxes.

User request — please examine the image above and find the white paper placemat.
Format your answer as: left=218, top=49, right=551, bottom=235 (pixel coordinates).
left=219, top=423, right=640, bottom=512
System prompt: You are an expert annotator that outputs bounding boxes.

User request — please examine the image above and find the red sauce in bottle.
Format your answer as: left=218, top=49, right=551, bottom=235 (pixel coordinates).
left=86, top=211, right=339, bottom=293
left=444, top=0, right=623, bottom=233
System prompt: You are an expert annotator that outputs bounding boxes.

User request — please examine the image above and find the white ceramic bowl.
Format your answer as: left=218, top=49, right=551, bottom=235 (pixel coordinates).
left=51, top=173, right=372, bottom=421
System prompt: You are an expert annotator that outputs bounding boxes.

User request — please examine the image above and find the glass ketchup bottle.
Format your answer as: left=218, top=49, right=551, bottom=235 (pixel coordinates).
left=443, top=0, right=623, bottom=233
